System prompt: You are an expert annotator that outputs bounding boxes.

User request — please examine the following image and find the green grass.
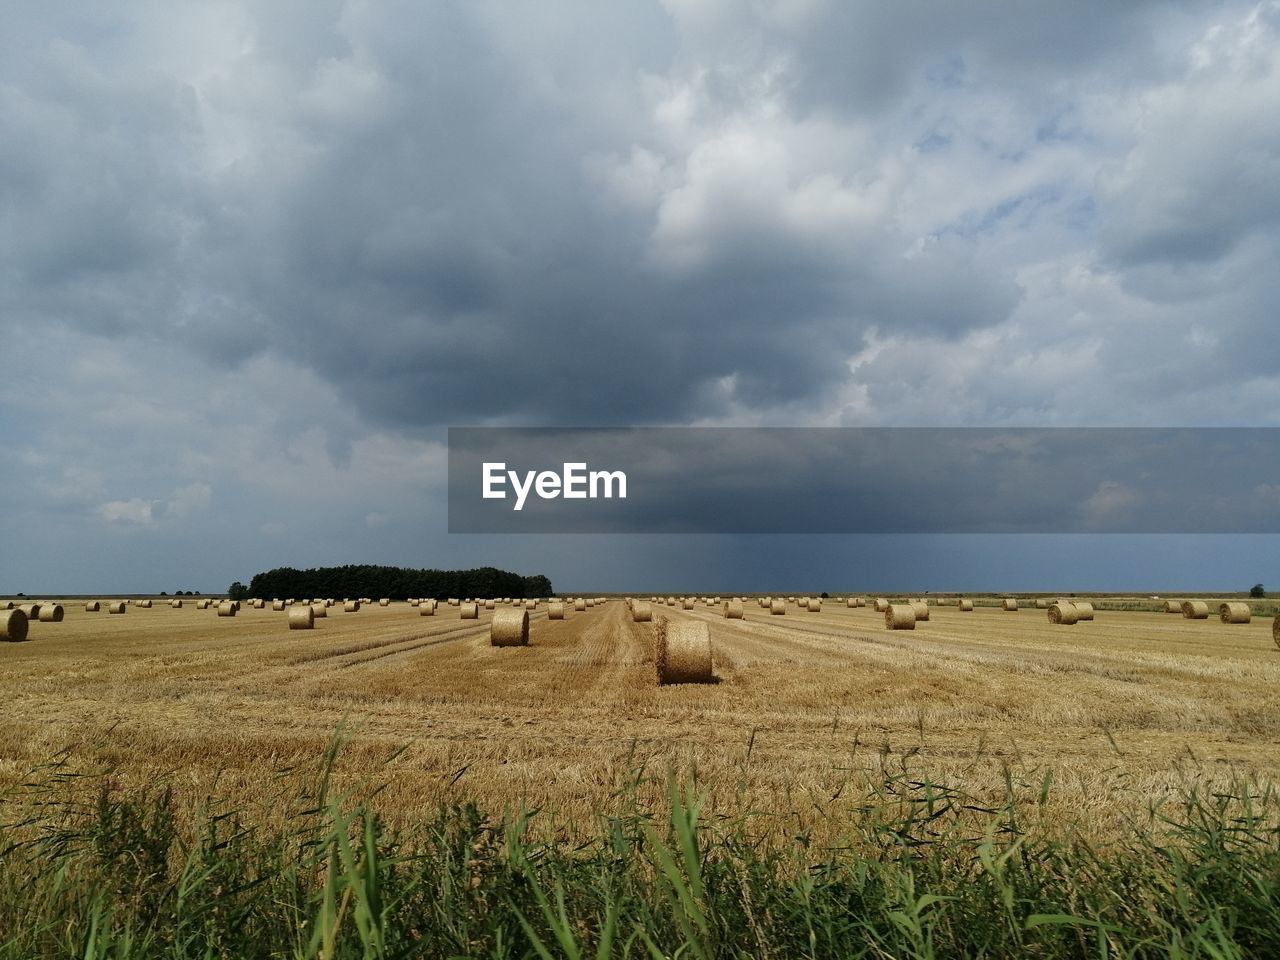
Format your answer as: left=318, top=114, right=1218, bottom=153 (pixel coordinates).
left=2, top=745, right=1279, bottom=959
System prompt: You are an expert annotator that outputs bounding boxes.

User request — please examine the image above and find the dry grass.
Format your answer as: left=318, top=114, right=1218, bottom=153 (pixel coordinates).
left=2, top=599, right=1280, bottom=846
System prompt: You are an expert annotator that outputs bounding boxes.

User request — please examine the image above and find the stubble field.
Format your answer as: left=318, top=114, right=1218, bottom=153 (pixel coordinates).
left=4, top=596, right=1279, bottom=843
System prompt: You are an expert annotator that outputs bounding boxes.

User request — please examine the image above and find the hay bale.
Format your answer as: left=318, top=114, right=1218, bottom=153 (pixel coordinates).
left=846, top=597, right=857, bottom=608
left=807, top=598, right=821, bottom=612
left=485, top=599, right=495, bottom=609
left=273, top=600, right=286, bottom=611
left=85, top=600, right=101, bottom=612
left=1182, top=601, right=1210, bottom=620
left=217, top=601, right=236, bottom=617
left=548, top=601, right=565, bottom=620
left=654, top=617, right=714, bottom=684
left=312, top=603, right=328, bottom=618
left=885, top=604, right=916, bottom=630
left=682, top=598, right=694, bottom=610
left=491, top=608, right=529, bottom=646
left=288, top=605, right=315, bottom=630
left=1073, top=601, right=1094, bottom=621
left=344, top=601, right=360, bottom=613
left=1165, top=600, right=1184, bottom=614
left=1, top=601, right=11, bottom=609
left=525, top=599, right=537, bottom=610
left=37, top=603, right=64, bottom=623
left=1220, top=602, right=1251, bottom=624
left=632, top=600, right=653, bottom=622
left=16, top=603, right=39, bottom=619
left=1047, top=601, right=1079, bottom=625
left=574, top=598, right=586, bottom=611
left=108, top=601, right=126, bottom=614
left=171, top=599, right=183, bottom=608
left=249, top=599, right=263, bottom=609
left=1002, top=599, right=1018, bottom=611
left=1, top=609, right=29, bottom=642
left=196, top=599, right=210, bottom=609
left=460, top=602, right=479, bottom=619
left=419, top=602, right=435, bottom=616
left=910, top=601, right=930, bottom=622
left=378, top=598, right=390, bottom=606
left=873, top=598, right=889, bottom=612
left=770, top=599, right=786, bottom=615
left=958, top=599, right=974, bottom=611
left=139, top=599, right=153, bottom=608
left=723, top=599, right=744, bottom=619
left=1035, top=598, right=1050, bottom=609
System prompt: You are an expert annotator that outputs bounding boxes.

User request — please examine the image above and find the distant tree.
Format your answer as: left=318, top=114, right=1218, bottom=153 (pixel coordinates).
left=160, top=591, right=168, bottom=596
left=821, top=591, right=829, bottom=599
left=1250, top=583, right=1266, bottom=598
left=227, top=581, right=250, bottom=601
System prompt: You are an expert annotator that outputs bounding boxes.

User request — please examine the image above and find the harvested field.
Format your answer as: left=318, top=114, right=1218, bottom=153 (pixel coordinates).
left=1, top=598, right=1279, bottom=845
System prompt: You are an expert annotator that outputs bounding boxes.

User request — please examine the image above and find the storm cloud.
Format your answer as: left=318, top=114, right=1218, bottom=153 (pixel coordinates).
left=3, top=1, right=1279, bottom=592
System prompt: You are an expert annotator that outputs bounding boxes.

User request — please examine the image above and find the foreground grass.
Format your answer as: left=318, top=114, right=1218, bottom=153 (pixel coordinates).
left=2, top=745, right=1279, bottom=959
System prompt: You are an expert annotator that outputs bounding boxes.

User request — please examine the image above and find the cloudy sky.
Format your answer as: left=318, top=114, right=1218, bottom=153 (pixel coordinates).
left=3, top=1, right=1279, bottom=594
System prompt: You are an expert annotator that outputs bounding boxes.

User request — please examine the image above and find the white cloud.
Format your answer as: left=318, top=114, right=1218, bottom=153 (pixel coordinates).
left=96, top=498, right=157, bottom=526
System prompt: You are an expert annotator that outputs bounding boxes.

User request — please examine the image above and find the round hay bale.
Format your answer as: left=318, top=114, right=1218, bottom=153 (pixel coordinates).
left=139, top=599, right=153, bottom=609
left=460, top=602, right=479, bottom=619
left=807, top=598, right=821, bottom=612
left=723, top=599, right=744, bottom=619
left=1165, top=600, right=1184, bottom=614
left=491, top=608, right=529, bottom=646
left=288, top=606, right=315, bottom=629
left=195, top=599, right=210, bottom=609
left=885, top=604, right=916, bottom=630
left=410, top=599, right=420, bottom=606
left=548, top=601, right=565, bottom=620
left=873, top=598, right=889, bottom=612
left=251, top=599, right=264, bottom=609
left=655, top=618, right=713, bottom=684
left=273, top=600, right=286, bottom=611
left=574, top=598, right=587, bottom=612
left=958, top=599, right=974, bottom=611
left=485, top=599, right=495, bottom=609
left=1073, top=601, right=1095, bottom=621
left=846, top=597, right=857, bottom=608
left=37, top=603, right=64, bottom=623
left=312, top=604, right=328, bottom=618
left=1, top=609, right=30, bottom=642
left=85, top=600, right=101, bottom=612
left=770, top=599, right=786, bottom=615
left=1002, top=598, right=1018, bottom=611
left=632, top=600, right=653, bottom=622
left=1, top=601, right=11, bottom=609
left=1182, top=601, right=1210, bottom=620
left=108, top=601, right=126, bottom=615
left=419, top=602, right=435, bottom=616
left=16, top=604, right=39, bottom=620
left=344, top=601, right=360, bottom=613
left=1035, top=598, right=1050, bottom=609
left=525, top=599, right=537, bottom=610
left=379, top=598, right=390, bottom=606
left=910, top=601, right=930, bottom=622
left=681, top=598, right=694, bottom=610
left=1047, top=601, right=1079, bottom=625
left=217, top=601, right=236, bottom=617
left=171, top=599, right=183, bottom=608
left=1220, top=602, right=1251, bottom=624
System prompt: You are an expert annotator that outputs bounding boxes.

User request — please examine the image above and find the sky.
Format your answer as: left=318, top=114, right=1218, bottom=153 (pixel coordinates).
left=2, top=0, right=1279, bottom=595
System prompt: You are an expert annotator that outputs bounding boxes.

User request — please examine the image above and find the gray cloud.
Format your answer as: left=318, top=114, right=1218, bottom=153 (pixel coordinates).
left=4, top=1, right=1280, bottom=592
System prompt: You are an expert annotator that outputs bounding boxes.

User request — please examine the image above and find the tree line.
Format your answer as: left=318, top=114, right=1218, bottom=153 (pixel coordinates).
left=240, top=564, right=553, bottom=601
